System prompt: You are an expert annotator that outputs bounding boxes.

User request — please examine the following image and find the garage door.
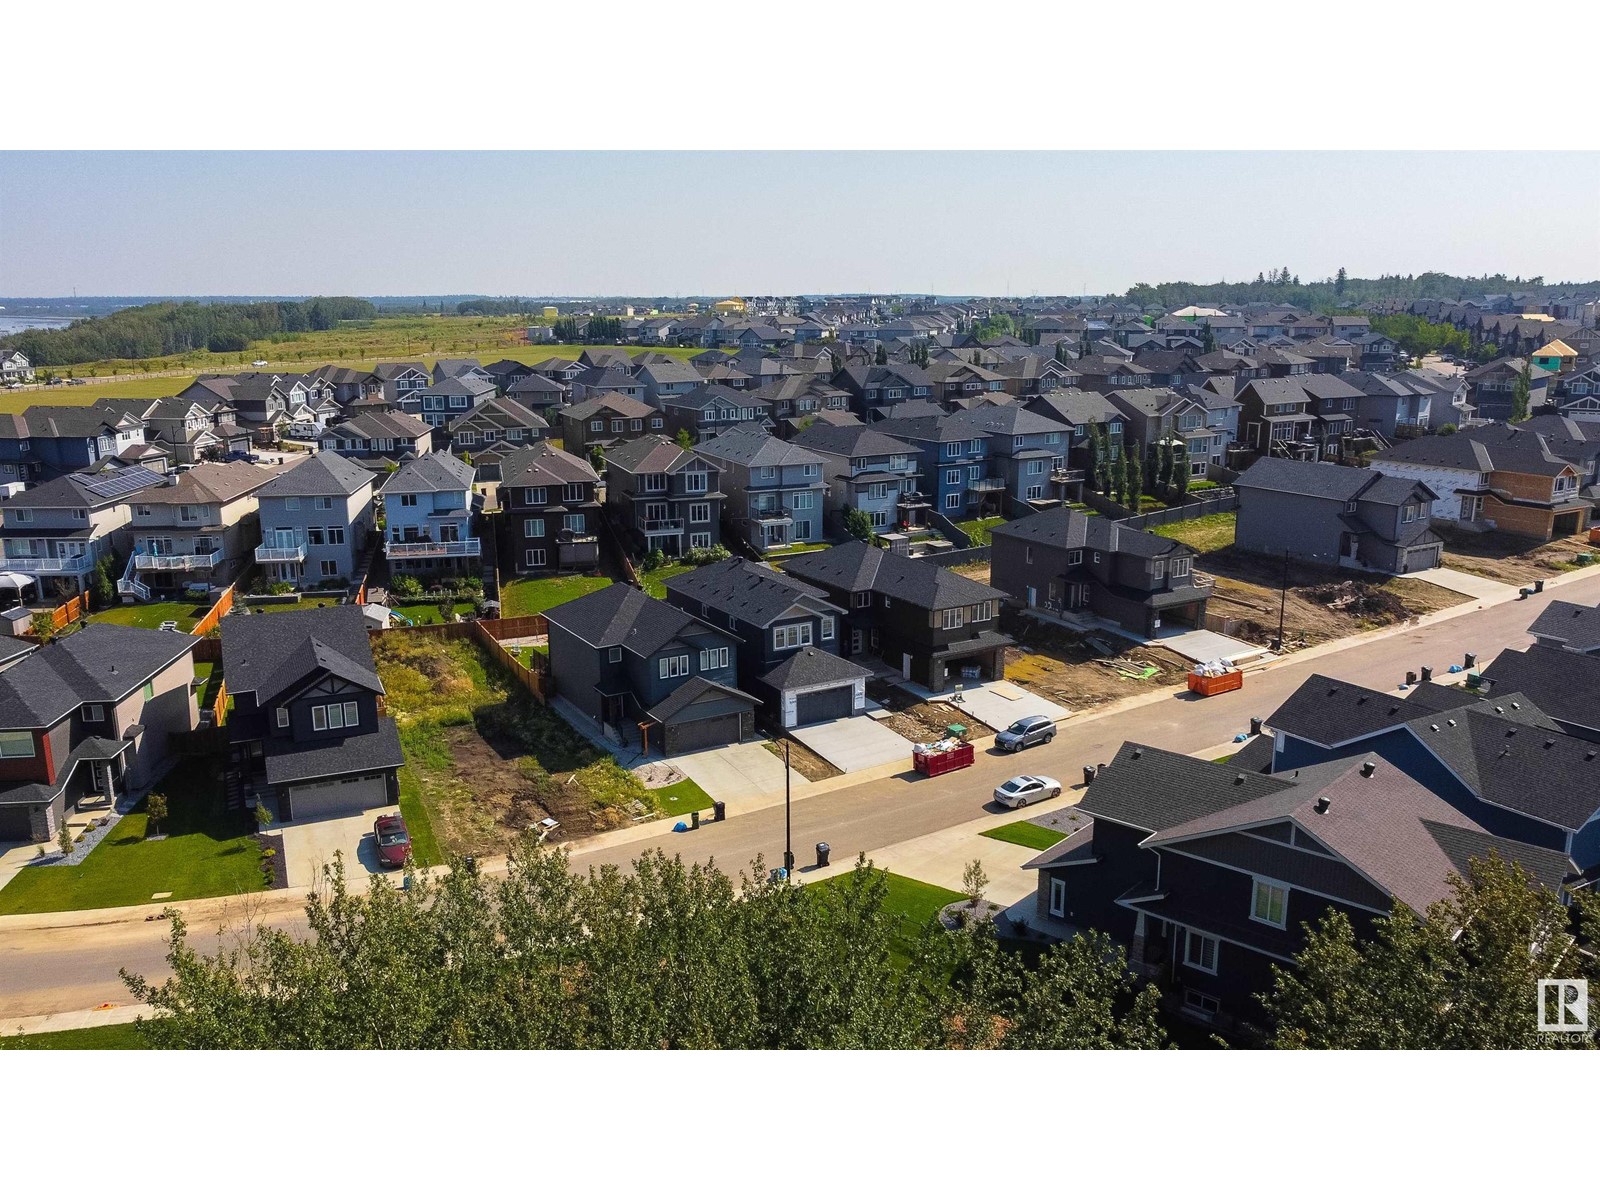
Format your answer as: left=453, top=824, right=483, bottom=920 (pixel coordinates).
left=285, top=773, right=390, bottom=821
left=665, top=712, right=745, bottom=755
left=0, top=805, right=35, bottom=841
left=796, top=685, right=854, bottom=725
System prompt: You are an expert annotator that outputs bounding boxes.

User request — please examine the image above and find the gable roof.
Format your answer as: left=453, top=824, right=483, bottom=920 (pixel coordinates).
left=499, top=442, right=601, bottom=487
left=698, top=426, right=828, bottom=469
left=790, top=422, right=918, bottom=459
left=128, top=460, right=271, bottom=505
left=561, top=392, right=656, bottom=421
left=1480, top=644, right=1600, bottom=735
left=991, top=507, right=1186, bottom=558
left=544, top=582, right=719, bottom=654
left=602, top=434, right=707, bottom=475
left=759, top=646, right=872, bottom=690
left=1527, top=600, right=1600, bottom=651
left=0, top=625, right=199, bottom=729
left=256, top=451, right=373, bottom=499
left=220, top=605, right=383, bottom=702
left=781, top=540, right=1004, bottom=610
left=378, top=451, right=475, bottom=495
left=1235, top=457, right=1433, bottom=504
left=666, top=557, right=837, bottom=626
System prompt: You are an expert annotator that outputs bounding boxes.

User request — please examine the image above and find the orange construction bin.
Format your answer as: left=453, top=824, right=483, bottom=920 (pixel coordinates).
left=1187, top=669, right=1243, bottom=697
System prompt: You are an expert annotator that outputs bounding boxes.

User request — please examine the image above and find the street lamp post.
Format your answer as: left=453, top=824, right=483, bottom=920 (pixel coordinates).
left=783, top=739, right=794, bottom=876
left=1273, top=548, right=1290, bottom=652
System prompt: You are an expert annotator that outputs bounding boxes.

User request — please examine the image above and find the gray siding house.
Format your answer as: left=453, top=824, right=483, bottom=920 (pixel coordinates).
left=790, top=422, right=921, bottom=535
left=378, top=452, right=482, bottom=577
left=253, top=452, right=377, bottom=587
left=698, top=426, right=828, bottom=550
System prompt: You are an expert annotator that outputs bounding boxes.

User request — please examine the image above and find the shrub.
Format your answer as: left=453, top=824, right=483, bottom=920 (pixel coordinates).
left=267, top=581, right=296, bottom=595
left=436, top=601, right=456, bottom=623
left=681, top=543, right=730, bottom=566
left=642, top=548, right=665, bottom=572
left=389, top=574, right=424, bottom=599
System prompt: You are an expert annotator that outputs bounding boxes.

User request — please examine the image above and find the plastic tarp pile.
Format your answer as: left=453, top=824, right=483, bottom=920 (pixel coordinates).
left=914, top=737, right=963, bottom=755
left=1190, top=658, right=1237, bottom=678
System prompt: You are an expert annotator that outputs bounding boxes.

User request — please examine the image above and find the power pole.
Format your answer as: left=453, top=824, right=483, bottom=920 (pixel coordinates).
left=783, top=739, right=794, bottom=876
left=1274, top=549, right=1290, bottom=651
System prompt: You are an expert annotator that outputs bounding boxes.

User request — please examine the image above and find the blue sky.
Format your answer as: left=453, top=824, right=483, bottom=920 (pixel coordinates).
left=3, top=151, right=1596, bottom=297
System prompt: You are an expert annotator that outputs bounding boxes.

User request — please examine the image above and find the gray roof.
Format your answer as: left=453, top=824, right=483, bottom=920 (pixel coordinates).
left=790, top=422, right=918, bottom=459
left=1527, top=600, right=1600, bottom=651
left=1374, top=423, right=1579, bottom=478
left=0, top=625, right=198, bottom=729
left=256, top=451, right=373, bottom=499
left=759, top=646, right=871, bottom=690
left=1235, top=457, right=1433, bottom=504
left=1027, top=388, right=1121, bottom=427
left=379, top=451, right=475, bottom=496
left=325, top=410, right=432, bottom=441
left=603, top=434, right=700, bottom=475
left=992, top=507, right=1185, bottom=559
left=698, top=426, right=827, bottom=469
left=263, top=719, right=404, bottom=786
left=1481, top=644, right=1600, bottom=735
left=1266, top=674, right=1439, bottom=747
left=645, top=675, right=757, bottom=724
left=872, top=410, right=991, bottom=445
left=220, top=606, right=383, bottom=702
left=499, top=443, right=600, bottom=487
left=544, top=582, right=718, bottom=655
left=781, top=541, right=1005, bottom=610
left=666, top=557, right=837, bottom=626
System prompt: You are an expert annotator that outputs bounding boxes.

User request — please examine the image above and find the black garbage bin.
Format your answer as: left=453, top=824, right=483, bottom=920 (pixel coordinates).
left=816, top=842, right=831, bottom=869
left=463, top=855, right=478, bottom=876
left=712, top=799, right=726, bottom=822
left=1083, top=764, right=1097, bottom=787
left=691, top=810, right=700, bottom=830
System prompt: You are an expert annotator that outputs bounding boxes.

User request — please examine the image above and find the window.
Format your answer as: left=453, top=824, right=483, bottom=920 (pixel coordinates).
left=1153, top=560, right=1165, bottom=580
left=1027, top=460, right=1044, bottom=475
left=399, top=494, right=417, bottom=508
left=522, top=487, right=547, bottom=506
left=1183, top=989, right=1221, bottom=1019
left=611, top=420, right=624, bottom=433
left=698, top=647, right=730, bottom=671
left=275, top=707, right=289, bottom=729
left=326, top=526, right=345, bottom=545
left=945, top=469, right=961, bottom=486
left=1171, top=558, right=1190, bottom=579
left=853, top=591, right=872, bottom=608
left=650, top=417, right=664, bottom=429
left=563, top=484, right=585, bottom=503
left=942, top=608, right=964, bottom=630
left=792, top=492, right=812, bottom=510
left=658, top=653, right=690, bottom=679
left=524, top=519, right=545, bottom=538
left=774, top=622, right=814, bottom=650
left=564, top=514, right=586, bottom=533
left=608, top=646, right=623, bottom=663
left=343, top=700, right=359, bottom=727
left=944, top=493, right=961, bottom=511
left=142, top=681, right=155, bottom=701
left=690, top=532, right=711, bottom=549
left=285, top=497, right=299, bottom=511
left=308, top=528, right=325, bottom=546
left=1067, top=549, right=1083, bottom=566
left=83, top=703, right=104, bottom=723
left=1251, top=880, right=1288, bottom=929
left=967, top=464, right=981, bottom=480
left=1026, top=485, right=1044, bottom=500
left=684, top=472, right=707, bottom=493
left=1048, top=877, right=1067, bottom=918
left=590, top=420, right=604, bottom=432
left=321, top=559, right=338, bottom=576
left=630, top=419, right=643, bottom=432
left=689, top=503, right=710, bottom=524
left=1182, top=930, right=1218, bottom=974
left=803, top=463, right=819, bottom=477
left=0, top=731, right=33, bottom=757
left=1025, top=546, right=1033, bottom=565
left=525, top=548, right=546, bottom=567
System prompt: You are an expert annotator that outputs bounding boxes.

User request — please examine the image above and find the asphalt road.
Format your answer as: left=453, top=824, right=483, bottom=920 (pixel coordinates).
left=3, top=574, right=1597, bottom=1021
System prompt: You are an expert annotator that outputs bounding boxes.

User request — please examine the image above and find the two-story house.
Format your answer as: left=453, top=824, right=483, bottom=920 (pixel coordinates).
left=1339, top=370, right=1434, bottom=440
left=1373, top=423, right=1589, bottom=539
left=0, top=625, right=200, bottom=842
left=1465, top=357, right=1552, bottom=422
left=1026, top=388, right=1125, bottom=487
left=1104, top=388, right=1217, bottom=481
left=657, top=382, right=775, bottom=445
left=0, top=464, right=155, bottom=598
left=0, top=350, right=34, bottom=385
left=377, top=453, right=482, bottom=577
left=698, top=426, right=828, bottom=551
left=559, top=393, right=662, bottom=456
left=962, top=404, right=1075, bottom=510
left=119, top=461, right=270, bottom=600
left=835, top=363, right=935, bottom=419
left=403, top=373, right=498, bottom=430
left=603, top=434, right=724, bottom=559
left=253, top=452, right=376, bottom=588
left=499, top=443, right=602, bottom=573
left=370, top=361, right=430, bottom=408
left=1233, top=457, right=1443, bottom=575
left=442, top=394, right=548, bottom=468
left=318, top=410, right=435, bottom=462
left=431, top=358, right=491, bottom=386
left=870, top=409, right=991, bottom=522
left=990, top=508, right=1212, bottom=637
left=568, top=366, right=649, bottom=404
left=790, top=422, right=922, bottom=535
left=544, top=582, right=756, bottom=755
left=1234, top=377, right=1322, bottom=458
left=782, top=541, right=1011, bottom=690
left=0, top=405, right=152, bottom=483
left=221, top=606, right=404, bottom=821
left=666, top=554, right=867, bottom=727
left=634, top=358, right=706, bottom=404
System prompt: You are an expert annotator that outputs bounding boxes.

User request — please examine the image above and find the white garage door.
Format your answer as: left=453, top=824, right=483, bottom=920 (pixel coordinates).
left=286, top=773, right=389, bottom=821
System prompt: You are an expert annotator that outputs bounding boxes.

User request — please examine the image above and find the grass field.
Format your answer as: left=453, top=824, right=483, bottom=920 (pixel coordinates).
left=980, top=820, right=1068, bottom=851
left=0, top=1023, right=153, bottom=1050
left=640, top=563, right=693, bottom=599
left=957, top=516, right=1007, bottom=546
left=1147, top=511, right=1238, bottom=553
left=87, top=601, right=209, bottom=632
left=0, top=761, right=264, bottom=915
left=501, top=574, right=612, bottom=616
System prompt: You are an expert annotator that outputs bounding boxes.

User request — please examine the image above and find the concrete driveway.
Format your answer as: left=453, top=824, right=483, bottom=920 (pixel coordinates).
left=904, top=678, right=1073, bottom=732
left=1157, top=627, right=1268, bottom=665
left=790, top=715, right=913, bottom=773
left=1410, top=566, right=1523, bottom=604
left=665, top=742, right=804, bottom=803
left=278, top=804, right=403, bottom=888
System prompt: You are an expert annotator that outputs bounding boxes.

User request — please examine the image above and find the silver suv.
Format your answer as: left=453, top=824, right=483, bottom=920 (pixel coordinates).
left=996, top=715, right=1056, bottom=753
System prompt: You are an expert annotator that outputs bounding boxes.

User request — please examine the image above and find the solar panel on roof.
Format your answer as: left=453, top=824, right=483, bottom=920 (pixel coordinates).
left=77, top=465, right=166, bottom=499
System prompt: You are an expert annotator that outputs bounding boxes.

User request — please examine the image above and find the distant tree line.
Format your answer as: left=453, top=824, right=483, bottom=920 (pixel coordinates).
left=1, top=297, right=377, bottom=365
left=550, top=316, right=624, bottom=342
left=1120, top=271, right=1595, bottom=314
left=454, top=298, right=535, bottom=317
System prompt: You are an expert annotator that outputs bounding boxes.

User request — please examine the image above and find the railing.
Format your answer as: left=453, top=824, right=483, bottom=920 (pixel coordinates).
left=641, top=519, right=684, bottom=534
left=386, top=538, right=481, bottom=559
left=254, top=539, right=308, bottom=563
left=132, top=547, right=223, bottom=571
left=119, top=576, right=152, bottom=600
left=1050, top=468, right=1085, bottom=483
left=967, top=477, right=1006, bottom=492
left=0, top=553, right=92, bottom=573
left=555, top=528, right=597, bottom=543
left=752, top=506, right=792, bottom=522
left=897, top=492, right=932, bottom=507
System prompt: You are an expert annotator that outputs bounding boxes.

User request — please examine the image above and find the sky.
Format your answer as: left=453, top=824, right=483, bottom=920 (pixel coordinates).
left=3, top=151, right=1597, bottom=298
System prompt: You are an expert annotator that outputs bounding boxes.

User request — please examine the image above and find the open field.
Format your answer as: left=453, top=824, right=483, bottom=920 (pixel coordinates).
left=1437, top=526, right=1594, bottom=586
left=501, top=573, right=613, bottom=616
left=1147, top=510, right=1239, bottom=553
left=0, top=761, right=264, bottom=915
left=1004, top=625, right=1193, bottom=709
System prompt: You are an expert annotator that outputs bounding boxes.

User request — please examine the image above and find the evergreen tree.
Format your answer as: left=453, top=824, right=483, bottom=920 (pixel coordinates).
left=1511, top=358, right=1532, bottom=422
left=1173, top=441, right=1190, bottom=493
left=1109, top=455, right=1127, bottom=505
left=843, top=506, right=875, bottom=542
left=875, top=344, right=889, bottom=365
left=1335, top=267, right=1348, bottom=296
left=674, top=428, right=695, bottom=451
left=1200, top=321, right=1216, bottom=354
left=1127, top=455, right=1143, bottom=514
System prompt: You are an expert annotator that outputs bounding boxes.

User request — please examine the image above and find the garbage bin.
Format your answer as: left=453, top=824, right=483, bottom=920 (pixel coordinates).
left=463, top=855, right=477, bottom=876
left=712, top=799, right=726, bottom=822
left=691, top=810, right=700, bottom=830
left=816, top=842, right=831, bottom=869
left=1083, top=764, right=1098, bottom=787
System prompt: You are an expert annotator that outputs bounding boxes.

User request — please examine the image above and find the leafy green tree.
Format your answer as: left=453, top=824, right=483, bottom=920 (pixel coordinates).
left=843, top=506, right=874, bottom=542
left=1511, top=358, right=1532, bottom=423
left=1109, top=455, right=1128, bottom=505
left=58, top=822, right=75, bottom=860
left=586, top=444, right=605, bottom=473
left=1263, top=855, right=1599, bottom=1049
left=875, top=344, right=889, bottom=365
left=145, top=793, right=168, bottom=838
left=674, top=428, right=694, bottom=451
left=30, top=611, right=54, bottom=641
left=1173, top=442, right=1190, bottom=494
left=1127, top=455, right=1143, bottom=513
left=89, top=558, right=117, bottom=608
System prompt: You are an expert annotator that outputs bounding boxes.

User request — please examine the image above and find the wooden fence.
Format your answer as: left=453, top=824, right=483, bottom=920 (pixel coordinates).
left=370, top=618, right=552, bottom=702
left=48, top=591, right=90, bottom=632
left=210, top=677, right=229, bottom=725
left=191, top=584, right=236, bottom=636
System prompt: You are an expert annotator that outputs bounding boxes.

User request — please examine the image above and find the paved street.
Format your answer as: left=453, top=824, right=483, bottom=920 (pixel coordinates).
left=2, top=571, right=1598, bottom=1023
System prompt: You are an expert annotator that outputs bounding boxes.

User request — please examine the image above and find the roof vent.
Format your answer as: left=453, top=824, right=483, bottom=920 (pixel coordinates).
left=1130, top=747, right=1142, bottom=759
left=1234, top=772, right=1246, bottom=785
left=1314, top=796, right=1331, bottom=814
left=1545, top=739, right=1556, bottom=749
left=1360, top=761, right=1376, bottom=778
left=1429, top=723, right=1439, bottom=732
left=1447, top=718, right=1457, bottom=727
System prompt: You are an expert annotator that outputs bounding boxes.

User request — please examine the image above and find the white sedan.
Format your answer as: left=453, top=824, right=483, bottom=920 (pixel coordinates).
left=993, top=774, right=1062, bottom=809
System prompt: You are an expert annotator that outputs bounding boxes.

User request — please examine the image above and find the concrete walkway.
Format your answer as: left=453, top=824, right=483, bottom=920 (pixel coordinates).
left=790, top=715, right=913, bottom=773
left=663, top=742, right=804, bottom=804
left=1410, top=565, right=1524, bottom=604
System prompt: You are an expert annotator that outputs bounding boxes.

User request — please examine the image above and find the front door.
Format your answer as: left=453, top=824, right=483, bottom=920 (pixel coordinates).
left=901, top=652, right=912, bottom=677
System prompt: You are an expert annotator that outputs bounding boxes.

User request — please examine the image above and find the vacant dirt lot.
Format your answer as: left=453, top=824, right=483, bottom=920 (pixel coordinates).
left=762, top=735, right=841, bottom=783
left=866, top=679, right=995, bottom=741
left=1437, top=526, right=1595, bottom=586
left=1003, top=621, right=1193, bottom=709
left=950, top=560, right=992, bottom=584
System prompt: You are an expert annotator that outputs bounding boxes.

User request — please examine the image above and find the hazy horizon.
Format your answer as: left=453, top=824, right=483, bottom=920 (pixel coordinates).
left=4, top=151, right=1597, bottom=297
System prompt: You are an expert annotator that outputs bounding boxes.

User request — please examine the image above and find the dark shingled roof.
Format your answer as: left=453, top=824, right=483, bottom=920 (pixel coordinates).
left=781, top=540, right=1005, bottom=610
left=1075, top=742, right=1300, bottom=833
left=499, top=443, right=601, bottom=487
left=790, top=422, right=918, bottom=459
left=256, top=451, right=373, bottom=499
left=1527, top=600, right=1600, bottom=651
left=645, top=675, right=757, bottom=724
left=220, top=606, right=382, bottom=702
left=544, top=582, right=718, bottom=655
left=991, top=507, right=1186, bottom=558
left=0, top=625, right=199, bottom=729
left=1265, top=674, right=1436, bottom=746
left=1237, top=457, right=1409, bottom=503
left=1480, top=644, right=1600, bottom=735
left=759, top=646, right=871, bottom=691
left=666, top=558, right=837, bottom=627
left=263, top=720, right=405, bottom=786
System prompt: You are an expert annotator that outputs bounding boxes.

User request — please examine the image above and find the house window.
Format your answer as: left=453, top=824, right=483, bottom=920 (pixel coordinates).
left=820, top=616, right=835, bottom=641
left=611, top=420, right=624, bottom=433
left=1025, top=546, right=1033, bottom=565
left=564, top=514, right=586, bottom=533
left=522, top=488, right=547, bottom=506
left=658, top=654, right=690, bottom=679
left=524, top=519, right=545, bottom=538
left=945, top=469, right=961, bottom=486
left=399, top=494, right=417, bottom=507
left=774, top=622, right=814, bottom=650
left=608, top=646, right=623, bottom=663
left=1153, top=560, right=1165, bottom=580
left=1251, top=879, right=1288, bottom=929
left=651, top=418, right=664, bottom=429
left=276, top=707, right=288, bottom=729
left=321, top=559, right=338, bottom=576
left=684, top=472, right=707, bottom=493
left=1171, top=558, right=1190, bottom=579
left=1026, top=485, right=1044, bottom=500
left=1183, top=989, right=1221, bottom=1019
left=690, top=532, right=711, bottom=549
left=852, top=591, right=872, bottom=608
left=525, top=549, right=546, bottom=567
left=803, top=463, right=819, bottom=477
left=944, top=493, right=961, bottom=510
left=83, top=703, right=104, bottom=723
left=563, top=484, right=585, bottom=503
left=698, top=647, right=730, bottom=670
left=942, top=608, right=964, bottom=630
left=285, top=497, right=300, bottom=511
left=1048, top=877, right=1066, bottom=918
left=689, top=503, right=710, bottom=524
left=590, top=420, right=604, bottom=432
left=1027, top=460, right=1044, bottom=475
left=0, top=731, right=33, bottom=758
left=1182, top=930, right=1218, bottom=975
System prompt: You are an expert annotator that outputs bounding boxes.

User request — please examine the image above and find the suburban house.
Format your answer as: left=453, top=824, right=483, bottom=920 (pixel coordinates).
left=698, top=426, right=828, bottom=551
left=431, top=358, right=490, bottom=385
left=603, top=434, right=724, bottom=559
left=870, top=409, right=993, bottom=521
left=253, top=452, right=376, bottom=588
left=790, top=421, right=922, bottom=535
left=318, top=410, right=435, bottom=463
left=1233, top=457, right=1444, bottom=575
left=442, top=394, right=548, bottom=464
left=0, top=625, right=200, bottom=842
left=559, top=393, right=661, bottom=456
left=657, top=382, right=776, bottom=445
left=544, top=582, right=756, bottom=755
left=568, top=366, right=649, bottom=404
left=1372, top=423, right=1589, bottom=539
left=119, top=461, right=270, bottom=600
left=1527, top=599, right=1600, bottom=654
left=1465, top=357, right=1552, bottom=422
left=1340, top=370, right=1435, bottom=439
left=0, top=350, right=34, bottom=384
left=635, top=358, right=706, bottom=404
left=1104, top=388, right=1218, bottom=480
left=221, top=606, right=404, bottom=821
left=1026, top=388, right=1127, bottom=479
left=482, top=358, right=535, bottom=393
left=0, top=405, right=152, bottom=483
left=1479, top=642, right=1600, bottom=742
left=835, top=363, right=936, bottom=419
left=377, top=453, right=483, bottom=577
left=665, top=556, right=865, bottom=727
left=0, top=464, right=156, bottom=598
left=403, top=373, right=498, bottom=429
left=990, top=508, right=1211, bottom=637
left=370, top=362, right=430, bottom=407
left=499, top=443, right=602, bottom=573
left=1235, top=376, right=1367, bottom=459
left=505, top=371, right=569, bottom=415
left=1024, top=740, right=1574, bottom=1033
left=782, top=541, right=1011, bottom=690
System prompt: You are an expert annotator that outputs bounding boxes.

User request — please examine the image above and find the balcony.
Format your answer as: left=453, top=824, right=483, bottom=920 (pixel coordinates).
left=752, top=506, right=792, bottom=523
left=896, top=492, right=932, bottom=509
left=386, top=538, right=481, bottom=560
left=254, top=537, right=308, bottom=564
left=1049, top=468, right=1085, bottom=484
left=118, top=576, right=152, bottom=600
left=641, top=519, right=684, bottom=535
left=967, top=477, right=1006, bottom=493
left=131, top=546, right=224, bottom=571
left=0, top=553, right=93, bottom=574
left=555, top=527, right=597, bottom=544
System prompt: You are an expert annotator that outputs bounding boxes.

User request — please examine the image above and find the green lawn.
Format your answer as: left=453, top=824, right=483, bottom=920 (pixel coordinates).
left=640, top=563, right=693, bottom=599
left=1148, top=510, right=1237, bottom=553
left=980, top=821, right=1067, bottom=851
left=88, top=601, right=209, bottom=632
left=765, top=541, right=832, bottom=559
left=0, top=1023, right=154, bottom=1050
left=648, top=777, right=715, bottom=817
left=815, top=870, right=964, bottom=968
left=0, top=761, right=265, bottom=915
left=194, top=663, right=224, bottom=710
left=389, top=601, right=466, bottom=626
left=394, top=757, right=444, bottom=868
left=956, top=516, right=1007, bottom=547
left=501, top=574, right=612, bottom=616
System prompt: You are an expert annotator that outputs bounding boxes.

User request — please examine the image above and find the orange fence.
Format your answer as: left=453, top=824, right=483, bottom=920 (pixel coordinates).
left=191, top=585, right=236, bottom=637
left=211, top=677, right=229, bottom=725
left=49, top=591, right=90, bottom=632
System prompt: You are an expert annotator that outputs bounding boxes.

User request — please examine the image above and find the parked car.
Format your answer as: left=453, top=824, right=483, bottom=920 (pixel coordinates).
left=251, top=359, right=269, bottom=367
left=224, top=449, right=262, bottom=464
left=993, top=774, right=1062, bottom=808
left=995, top=715, right=1056, bottom=752
left=373, top=813, right=411, bottom=868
